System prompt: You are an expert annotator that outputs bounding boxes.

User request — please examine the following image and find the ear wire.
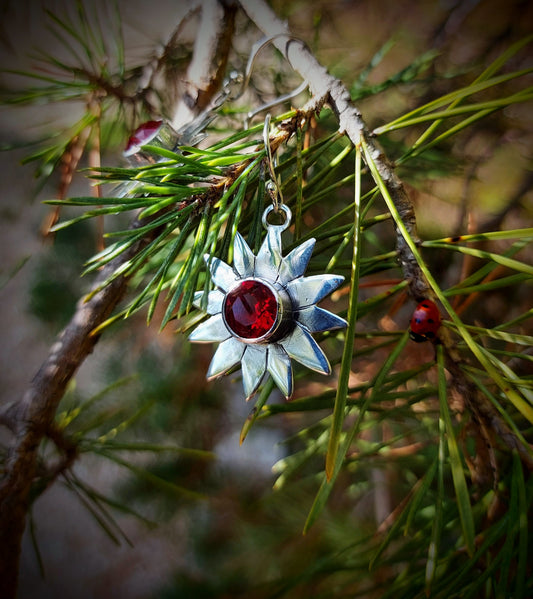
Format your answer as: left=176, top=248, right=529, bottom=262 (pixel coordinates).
left=234, top=34, right=309, bottom=128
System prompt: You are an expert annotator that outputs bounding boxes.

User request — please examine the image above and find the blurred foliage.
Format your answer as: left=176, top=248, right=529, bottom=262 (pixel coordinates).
left=2, top=1, right=533, bottom=598
left=28, top=221, right=94, bottom=326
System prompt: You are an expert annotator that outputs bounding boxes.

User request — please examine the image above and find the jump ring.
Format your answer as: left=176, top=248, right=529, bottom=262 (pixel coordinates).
left=262, top=204, right=292, bottom=231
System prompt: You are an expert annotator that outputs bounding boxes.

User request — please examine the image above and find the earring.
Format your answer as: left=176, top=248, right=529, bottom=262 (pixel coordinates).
left=189, top=115, right=347, bottom=400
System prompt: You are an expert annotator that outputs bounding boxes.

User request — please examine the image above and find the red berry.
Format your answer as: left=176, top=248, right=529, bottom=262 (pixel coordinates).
left=223, top=280, right=279, bottom=340
left=409, top=299, right=441, bottom=342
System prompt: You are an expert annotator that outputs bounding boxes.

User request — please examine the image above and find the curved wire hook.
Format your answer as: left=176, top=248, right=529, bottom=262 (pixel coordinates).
left=245, top=79, right=308, bottom=129
left=231, top=33, right=309, bottom=128
left=242, top=34, right=305, bottom=96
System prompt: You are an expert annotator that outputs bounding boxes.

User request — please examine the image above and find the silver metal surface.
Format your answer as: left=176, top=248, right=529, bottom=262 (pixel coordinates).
left=193, top=289, right=224, bottom=314
left=295, top=305, right=347, bottom=333
left=206, top=255, right=238, bottom=292
left=278, top=237, right=315, bottom=284
left=188, top=313, right=230, bottom=343
left=189, top=206, right=347, bottom=399
left=278, top=323, right=331, bottom=375
left=233, top=233, right=255, bottom=277
left=267, top=344, right=292, bottom=398
left=241, top=345, right=268, bottom=399
left=286, top=274, right=344, bottom=308
left=255, top=226, right=283, bottom=281
left=206, top=337, right=245, bottom=379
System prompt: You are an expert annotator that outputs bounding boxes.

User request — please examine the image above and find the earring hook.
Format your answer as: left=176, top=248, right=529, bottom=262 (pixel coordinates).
left=242, top=34, right=304, bottom=97
left=245, top=79, right=308, bottom=129
left=232, top=34, right=309, bottom=128
left=263, top=113, right=283, bottom=213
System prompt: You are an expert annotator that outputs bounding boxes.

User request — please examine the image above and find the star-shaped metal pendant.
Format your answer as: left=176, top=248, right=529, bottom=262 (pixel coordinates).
left=189, top=206, right=347, bottom=399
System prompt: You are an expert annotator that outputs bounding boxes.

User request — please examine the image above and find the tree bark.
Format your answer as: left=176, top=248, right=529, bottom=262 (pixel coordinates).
left=0, top=3, right=234, bottom=596
left=238, top=0, right=430, bottom=300
left=238, top=0, right=533, bottom=475
left=0, top=222, right=150, bottom=597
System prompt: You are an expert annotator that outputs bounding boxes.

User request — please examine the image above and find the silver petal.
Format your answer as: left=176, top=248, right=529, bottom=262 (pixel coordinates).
left=205, top=255, right=238, bottom=292
left=241, top=345, right=267, bottom=399
left=267, top=344, right=293, bottom=398
left=193, top=289, right=225, bottom=314
left=295, top=305, right=347, bottom=333
left=188, top=313, right=230, bottom=342
left=278, top=238, right=316, bottom=284
left=233, top=232, right=255, bottom=278
left=280, top=324, right=331, bottom=375
left=255, top=226, right=282, bottom=281
left=286, top=274, right=344, bottom=308
left=207, top=337, right=246, bottom=379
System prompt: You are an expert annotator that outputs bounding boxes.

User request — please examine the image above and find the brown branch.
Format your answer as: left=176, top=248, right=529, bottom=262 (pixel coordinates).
left=238, top=0, right=533, bottom=476
left=140, top=1, right=203, bottom=105
left=0, top=3, right=235, bottom=596
left=0, top=221, right=147, bottom=597
left=171, top=0, right=237, bottom=130
left=41, top=125, right=92, bottom=239
left=238, top=0, right=429, bottom=301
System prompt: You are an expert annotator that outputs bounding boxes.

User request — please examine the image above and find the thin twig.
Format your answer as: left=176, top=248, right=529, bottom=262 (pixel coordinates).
left=238, top=0, right=429, bottom=301
left=238, top=0, right=533, bottom=474
left=0, top=4, right=234, bottom=596
left=0, top=216, right=162, bottom=597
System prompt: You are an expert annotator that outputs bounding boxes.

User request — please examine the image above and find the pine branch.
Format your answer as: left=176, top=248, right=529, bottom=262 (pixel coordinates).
left=0, top=215, right=166, bottom=597
left=238, top=0, right=533, bottom=474
left=2, top=2, right=531, bottom=596
left=238, top=0, right=428, bottom=302
left=0, top=3, right=235, bottom=596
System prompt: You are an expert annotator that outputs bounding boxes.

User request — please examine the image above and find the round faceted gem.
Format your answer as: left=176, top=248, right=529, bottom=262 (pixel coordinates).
left=124, top=120, right=162, bottom=156
left=224, top=280, right=278, bottom=340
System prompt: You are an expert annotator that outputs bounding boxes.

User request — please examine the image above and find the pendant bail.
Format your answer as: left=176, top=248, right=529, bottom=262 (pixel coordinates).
left=262, top=203, right=292, bottom=232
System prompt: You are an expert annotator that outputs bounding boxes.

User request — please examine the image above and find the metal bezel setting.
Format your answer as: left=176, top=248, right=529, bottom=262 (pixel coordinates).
left=221, top=277, right=292, bottom=344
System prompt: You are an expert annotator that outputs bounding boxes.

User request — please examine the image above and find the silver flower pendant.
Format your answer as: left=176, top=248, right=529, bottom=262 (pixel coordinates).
left=189, top=204, right=347, bottom=399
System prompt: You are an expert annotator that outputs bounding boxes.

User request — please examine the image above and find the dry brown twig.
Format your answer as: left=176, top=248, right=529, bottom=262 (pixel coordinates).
left=237, top=0, right=533, bottom=476
left=0, top=3, right=234, bottom=596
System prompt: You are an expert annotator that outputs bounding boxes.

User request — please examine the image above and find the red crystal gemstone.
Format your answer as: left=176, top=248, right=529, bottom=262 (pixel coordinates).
left=124, top=120, right=162, bottom=155
left=224, top=280, right=278, bottom=340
